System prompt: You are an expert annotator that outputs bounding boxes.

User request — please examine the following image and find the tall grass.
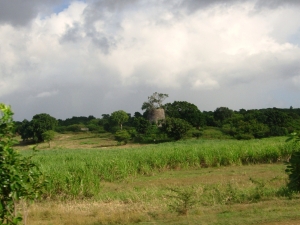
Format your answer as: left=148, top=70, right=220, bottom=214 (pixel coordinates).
left=22, top=137, right=294, bottom=199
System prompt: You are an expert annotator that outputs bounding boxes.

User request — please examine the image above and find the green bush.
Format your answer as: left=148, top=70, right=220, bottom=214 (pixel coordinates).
left=114, top=130, right=131, bottom=144
left=187, top=128, right=202, bottom=139
left=285, top=133, right=300, bottom=191
left=86, top=124, right=106, bottom=133
left=42, top=130, right=56, bottom=147
left=270, top=126, right=288, bottom=137
left=166, top=186, right=198, bottom=215
left=55, top=126, right=67, bottom=133
left=66, top=124, right=85, bottom=132
left=235, top=133, right=254, bottom=140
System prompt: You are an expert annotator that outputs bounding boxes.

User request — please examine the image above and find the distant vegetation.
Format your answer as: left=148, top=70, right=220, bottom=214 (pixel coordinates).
left=15, top=92, right=300, bottom=145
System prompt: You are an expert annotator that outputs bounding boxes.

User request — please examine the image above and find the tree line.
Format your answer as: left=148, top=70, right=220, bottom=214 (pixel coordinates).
left=15, top=93, right=300, bottom=143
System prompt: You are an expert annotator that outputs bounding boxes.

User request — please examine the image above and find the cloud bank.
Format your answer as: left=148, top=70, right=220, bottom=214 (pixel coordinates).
left=1, top=0, right=300, bottom=120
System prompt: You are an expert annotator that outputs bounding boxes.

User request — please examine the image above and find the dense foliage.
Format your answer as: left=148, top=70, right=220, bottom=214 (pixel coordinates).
left=31, top=113, right=57, bottom=142
left=213, top=107, right=233, bottom=126
left=0, top=104, right=46, bottom=224
left=161, top=117, right=192, bottom=140
left=19, top=113, right=57, bottom=142
left=164, top=101, right=205, bottom=128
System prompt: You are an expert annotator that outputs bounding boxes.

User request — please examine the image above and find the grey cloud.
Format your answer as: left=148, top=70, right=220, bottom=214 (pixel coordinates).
left=0, top=0, right=72, bottom=26
left=7, top=83, right=141, bottom=121
left=161, top=0, right=300, bottom=15
left=75, top=1, right=131, bottom=53
left=178, top=0, right=300, bottom=11
left=60, top=23, right=83, bottom=43
left=0, top=0, right=39, bottom=26
left=85, top=0, right=139, bottom=15
left=217, top=50, right=300, bottom=89
left=179, top=0, right=243, bottom=12
left=86, top=30, right=119, bottom=54
left=83, top=0, right=135, bottom=24
left=7, top=70, right=121, bottom=121
left=60, top=23, right=119, bottom=54
left=255, top=0, right=300, bottom=9
left=2, top=0, right=300, bottom=27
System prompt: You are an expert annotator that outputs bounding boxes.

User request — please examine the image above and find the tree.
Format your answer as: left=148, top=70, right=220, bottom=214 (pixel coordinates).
left=0, top=103, right=46, bottom=224
left=261, top=108, right=290, bottom=136
left=203, top=111, right=216, bottom=126
left=142, top=92, right=169, bottom=111
left=133, top=117, right=151, bottom=134
left=134, top=112, right=143, bottom=118
left=263, top=108, right=290, bottom=126
left=42, top=130, right=56, bottom=147
left=19, top=119, right=34, bottom=141
left=18, top=114, right=57, bottom=142
left=161, top=117, right=192, bottom=140
left=213, top=107, right=233, bottom=126
left=164, top=101, right=205, bottom=128
left=110, top=110, right=129, bottom=130
left=31, top=113, right=57, bottom=142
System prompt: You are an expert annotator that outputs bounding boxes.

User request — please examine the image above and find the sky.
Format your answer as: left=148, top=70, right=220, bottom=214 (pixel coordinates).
left=1, top=0, right=300, bottom=121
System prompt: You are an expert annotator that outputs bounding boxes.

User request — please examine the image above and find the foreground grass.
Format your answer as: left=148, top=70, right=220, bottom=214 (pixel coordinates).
left=25, top=164, right=300, bottom=225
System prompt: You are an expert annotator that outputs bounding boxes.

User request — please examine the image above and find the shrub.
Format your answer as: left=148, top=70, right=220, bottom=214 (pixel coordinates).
left=42, top=130, right=56, bottom=147
left=66, top=124, right=85, bottom=132
left=187, top=128, right=202, bottom=139
left=270, top=126, right=288, bottom=137
left=0, top=103, right=47, bottom=224
left=235, top=133, right=254, bottom=140
left=86, top=124, right=105, bottom=133
left=115, top=130, right=131, bottom=144
left=285, top=133, right=300, bottom=191
left=166, top=187, right=198, bottom=216
left=55, top=126, right=67, bottom=133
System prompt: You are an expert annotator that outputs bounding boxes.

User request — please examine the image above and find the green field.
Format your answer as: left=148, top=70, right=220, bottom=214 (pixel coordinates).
left=16, top=134, right=300, bottom=225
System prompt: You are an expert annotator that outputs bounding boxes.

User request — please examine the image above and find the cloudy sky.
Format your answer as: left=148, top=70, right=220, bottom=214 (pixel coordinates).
left=1, top=0, right=300, bottom=121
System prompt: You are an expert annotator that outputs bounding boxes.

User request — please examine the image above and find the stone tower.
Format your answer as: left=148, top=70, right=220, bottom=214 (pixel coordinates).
left=148, top=108, right=165, bottom=125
